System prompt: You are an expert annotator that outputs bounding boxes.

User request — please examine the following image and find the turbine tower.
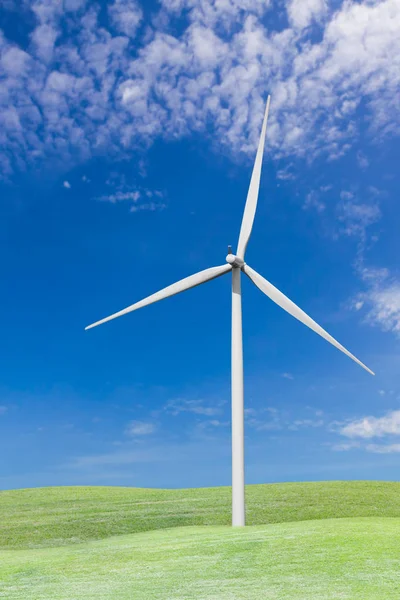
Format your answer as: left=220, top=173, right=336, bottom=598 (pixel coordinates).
left=85, top=95, right=374, bottom=527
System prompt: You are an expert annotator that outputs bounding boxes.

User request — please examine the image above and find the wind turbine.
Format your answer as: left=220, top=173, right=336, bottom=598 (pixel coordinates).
left=85, top=95, right=374, bottom=527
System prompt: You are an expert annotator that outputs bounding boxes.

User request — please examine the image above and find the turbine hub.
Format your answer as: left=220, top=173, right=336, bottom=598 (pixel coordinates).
left=226, top=254, right=245, bottom=268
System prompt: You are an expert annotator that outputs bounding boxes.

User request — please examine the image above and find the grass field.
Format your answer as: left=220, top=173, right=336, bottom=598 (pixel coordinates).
left=1, top=481, right=400, bottom=598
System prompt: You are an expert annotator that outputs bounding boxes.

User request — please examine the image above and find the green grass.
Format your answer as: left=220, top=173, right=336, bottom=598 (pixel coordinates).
left=1, top=481, right=400, bottom=550
left=1, top=518, right=400, bottom=599
left=1, top=482, right=400, bottom=598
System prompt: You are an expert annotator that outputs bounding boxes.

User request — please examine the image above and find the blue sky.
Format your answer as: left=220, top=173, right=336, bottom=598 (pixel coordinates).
left=1, top=0, right=400, bottom=490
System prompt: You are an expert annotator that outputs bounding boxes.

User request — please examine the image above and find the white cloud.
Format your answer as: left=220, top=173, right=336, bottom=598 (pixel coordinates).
left=31, top=23, right=59, bottom=63
left=357, top=151, right=369, bottom=169
left=246, top=417, right=282, bottom=432
left=64, top=0, right=88, bottom=10
left=1, top=0, right=400, bottom=177
left=289, top=418, right=324, bottom=430
left=363, top=283, right=400, bottom=334
left=365, top=443, right=400, bottom=454
left=195, top=418, right=230, bottom=431
left=63, top=180, right=71, bottom=188
left=165, top=398, right=222, bottom=416
left=303, top=185, right=334, bottom=213
left=160, top=0, right=271, bottom=29
left=337, top=192, right=381, bottom=239
left=245, top=406, right=324, bottom=432
left=188, top=25, right=228, bottom=68
left=330, top=409, right=400, bottom=454
left=125, top=420, right=155, bottom=436
left=130, top=201, right=166, bottom=213
left=209, top=419, right=227, bottom=427
left=353, top=300, right=364, bottom=311
left=276, top=169, right=295, bottom=181
left=98, top=190, right=141, bottom=203
left=71, top=447, right=162, bottom=467
left=339, top=409, right=400, bottom=439
left=108, top=0, right=142, bottom=38
left=282, top=372, right=294, bottom=380
left=353, top=267, right=400, bottom=335
left=332, top=440, right=400, bottom=454
left=287, top=0, right=328, bottom=30
left=331, top=441, right=361, bottom=451
left=97, top=187, right=165, bottom=213
left=303, top=190, right=326, bottom=213
left=334, top=186, right=393, bottom=327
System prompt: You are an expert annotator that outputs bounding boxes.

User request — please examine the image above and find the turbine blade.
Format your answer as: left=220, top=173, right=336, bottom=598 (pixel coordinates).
left=237, top=95, right=271, bottom=260
left=85, top=264, right=232, bottom=330
left=243, top=264, right=374, bottom=375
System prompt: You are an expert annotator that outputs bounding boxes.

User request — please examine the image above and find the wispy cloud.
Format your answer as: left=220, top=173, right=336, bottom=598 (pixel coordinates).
left=130, top=201, right=166, bottom=213
left=108, top=0, right=142, bottom=37
left=276, top=169, right=295, bottom=181
left=96, top=183, right=166, bottom=212
left=303, top=190, right=326, bottom=213
left=70, top=447, right=164, bottom=468
left=352, top=267, right=400, bottom=336
left=98, top=191, right=141, bottom=203
left=365, top=443, right=400, bottom=454
left=67, top=437, right=231, bottom=472
left=331, top=440, right=400, bottom=454
left=125, top=420, right=156, bottom=436
left=164, top=398, right=223, bottom=417
left=363, top=283, right=400, bottom=335
left=194, top=418, right=230, bottom=433
left=331, top=441, right=361, bottom=452
left=1, top=0, right=399, bottom=177
left=337, top=190, right=381, bottom=240
left=296, top=178, right=395, bottom=341
left=63, top=181, right=71, bottom=189
left=338, top=409, right=400, bottom=439
left=288, top=418, right=324, bottom=430
left=333, top=185, right=400, bottom=338
left=245, top=406, right=324, bottom=432
left=327, top=407, right=400, bottom=455
left=287, top=0, right=328, bottom=30
left=357, top=151, right=369, bottom=169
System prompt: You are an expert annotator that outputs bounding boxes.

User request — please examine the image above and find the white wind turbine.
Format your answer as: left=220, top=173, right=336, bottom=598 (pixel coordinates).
left=86, top=95, right=374, bottom=527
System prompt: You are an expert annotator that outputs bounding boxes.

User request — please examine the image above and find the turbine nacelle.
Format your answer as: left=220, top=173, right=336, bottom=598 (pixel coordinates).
left=226, top=253, right=245, bottom=269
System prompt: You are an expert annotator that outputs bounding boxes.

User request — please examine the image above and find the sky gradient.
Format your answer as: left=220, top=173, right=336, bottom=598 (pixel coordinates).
left=0, top=0, right=399, bottom=490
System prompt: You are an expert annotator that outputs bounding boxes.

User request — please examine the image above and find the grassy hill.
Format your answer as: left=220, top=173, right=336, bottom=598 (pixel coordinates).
left=1, top=481, right=400, bottom=599
left=1, top=480, right=400, bottom=550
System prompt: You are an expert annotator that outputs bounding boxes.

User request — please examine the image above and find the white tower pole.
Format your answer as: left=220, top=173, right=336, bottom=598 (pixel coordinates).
left=231, top=265, right=245, bottom=527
